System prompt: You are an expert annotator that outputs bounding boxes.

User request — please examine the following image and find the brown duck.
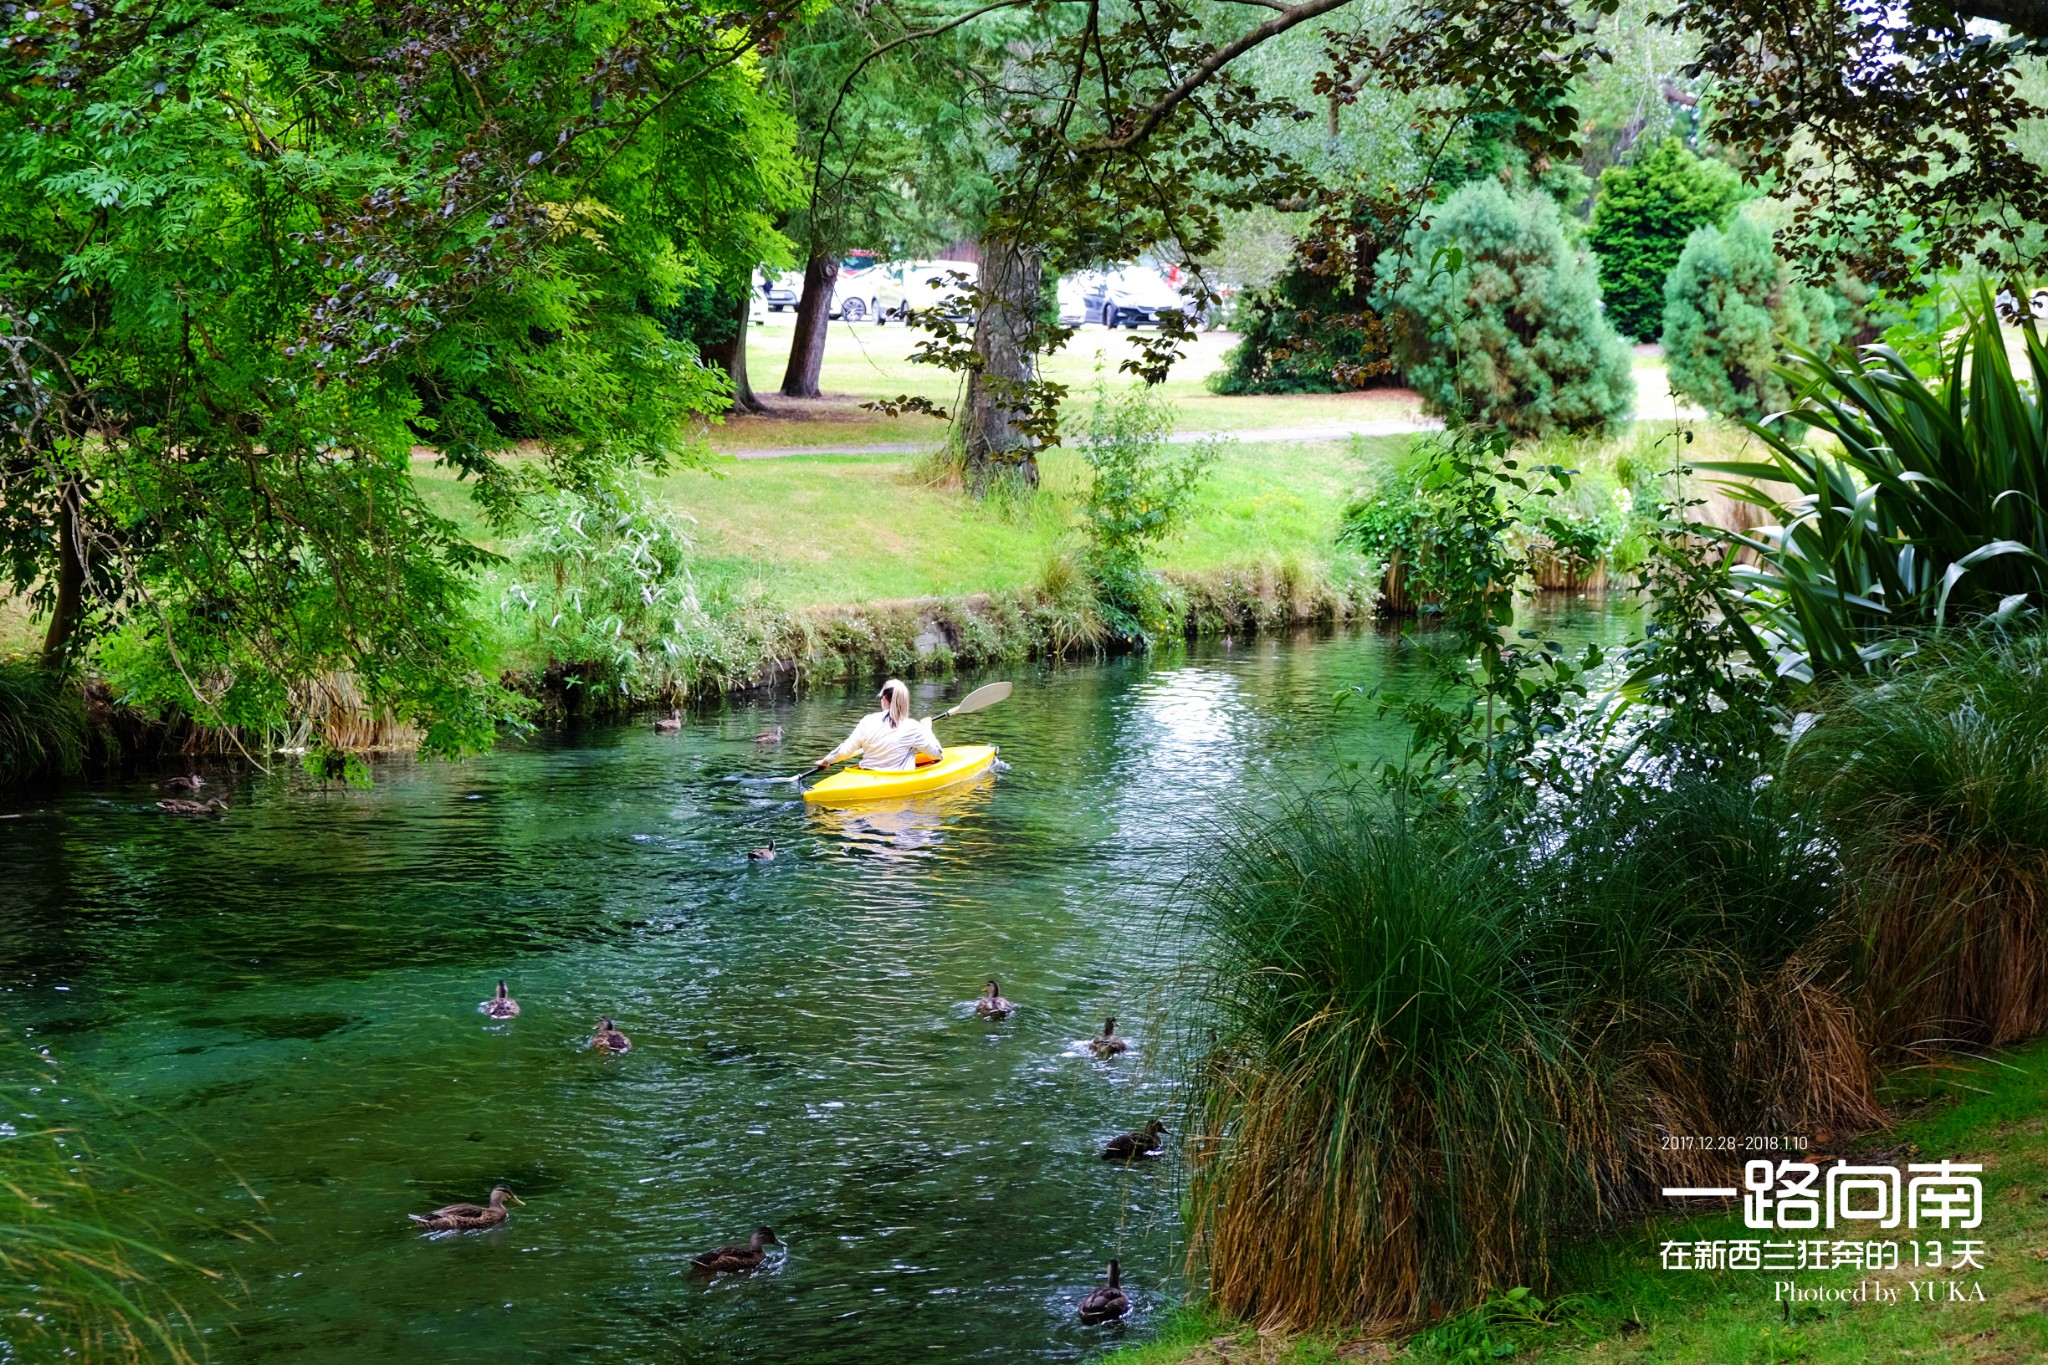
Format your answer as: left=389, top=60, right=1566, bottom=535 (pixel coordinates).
left=162, top=774, right=206, bottom=793
left=1087, top=1017, right=1128, bottom=1059
left=157, top=797, right=229, bottom=816
left=1101, top=1119, right=1165, bottom=1163
left=1078, top=1259, right=1130, bottom=1322
left=480, top=980, right=519, bottom=1019
left=975, top=980, right=1014, bottom=1020
left=747, top=840, right=777, bottom=862
left=754, top=724, right=784, bottom=746
left=654, top=711, right=682, bottom=734
left=690, top=1225, right=779, bottom=1274
left=409, top=1184, right=521, bottom=1232
left=590, top=1017, right=632, bottom=1053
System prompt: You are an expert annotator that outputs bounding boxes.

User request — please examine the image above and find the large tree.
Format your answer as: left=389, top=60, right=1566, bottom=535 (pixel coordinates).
left=0, top=0, right=796, bottom=751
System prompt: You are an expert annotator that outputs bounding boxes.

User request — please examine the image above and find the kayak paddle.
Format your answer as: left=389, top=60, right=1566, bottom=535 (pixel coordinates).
left=769, top=680, right=1014, bottom=785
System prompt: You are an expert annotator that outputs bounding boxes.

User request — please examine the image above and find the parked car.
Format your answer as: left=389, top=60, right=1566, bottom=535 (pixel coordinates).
left=1080, top=265, right=1195, bottom=328
left=760, top=269, right=801, bottom=312
left=829, top=255, right=886, bottom=321
left=1056, top=273, right=1094, bottom=327
left=873, top=260, right=978, bottom=322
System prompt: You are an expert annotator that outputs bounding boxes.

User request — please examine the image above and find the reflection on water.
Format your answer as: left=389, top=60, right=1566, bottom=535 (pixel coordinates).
left=0, top=608, right=1633, bottom=1363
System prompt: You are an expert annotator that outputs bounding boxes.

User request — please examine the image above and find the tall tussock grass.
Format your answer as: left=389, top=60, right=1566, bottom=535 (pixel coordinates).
left=0, top=657, right=88, bottom=784
left=1790, top=629, right=2048, bottom=1048
left=1183, top=774, right=1880, bottom=1329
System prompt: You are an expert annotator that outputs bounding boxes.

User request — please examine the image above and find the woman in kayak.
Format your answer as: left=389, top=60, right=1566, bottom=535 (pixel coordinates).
left=816, top=678, right=943, bottom=773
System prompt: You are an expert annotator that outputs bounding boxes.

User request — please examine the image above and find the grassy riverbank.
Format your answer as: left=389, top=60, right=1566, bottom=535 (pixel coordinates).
left=1106, top=1035, right=2048, bottom=1365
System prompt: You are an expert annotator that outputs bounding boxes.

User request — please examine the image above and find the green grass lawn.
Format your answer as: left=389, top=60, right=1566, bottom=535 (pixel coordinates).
left=414, top=433, right=1400, bottom=609
left=1103, top=1036, right=2048, bottom=1365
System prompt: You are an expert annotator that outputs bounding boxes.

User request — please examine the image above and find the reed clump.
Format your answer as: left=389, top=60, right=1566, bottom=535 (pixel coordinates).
left=1183, top=772, right=1881, bottom=1330
left=0, top=656, right=88, bottom=784
left=1789, top=629, right=2048, bottom=1048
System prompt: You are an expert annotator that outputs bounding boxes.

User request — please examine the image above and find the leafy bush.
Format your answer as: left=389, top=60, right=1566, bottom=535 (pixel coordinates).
left=1586, top=138, right=1743, bottom=342
left=1076, top=386, right=1216, bottom=640
left=1699, top=288, right=2048, bottom=679
left=1380, top=182, right=1635, bottom=437
left=1661, top=213, right=1846, bottom=420
left=1211, top=265, right=1388, bottom=395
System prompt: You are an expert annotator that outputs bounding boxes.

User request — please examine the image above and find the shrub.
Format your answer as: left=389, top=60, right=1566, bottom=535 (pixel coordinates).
left=1789, top=629, right=2048, bottom=1048
left=1076, top=386, right=1216, bottom=640
left=1698, top=287, right=2048, bottom=679
left=1661, top=213, right=1846, bottom=421
left=1211, top=266, right=1388, bottom=395
left=1586, top=138, right=1744, bottom=342
left=0, top=657, right=87, bottom=783
left=1379, top=182, right=1635, bottom=437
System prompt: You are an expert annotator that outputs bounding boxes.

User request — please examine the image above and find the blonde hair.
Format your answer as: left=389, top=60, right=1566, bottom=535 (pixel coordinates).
left=878, top=678, right=910, bottom=726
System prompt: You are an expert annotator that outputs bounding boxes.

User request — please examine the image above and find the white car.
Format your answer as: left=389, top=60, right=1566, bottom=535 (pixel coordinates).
left=1056, top=273, right=1095, bottom=327
left=1083, top=265, right=1194, bottom=328
left=761, top=269, right=801, bottom=312
left=873, top=260, right=979, bottom=322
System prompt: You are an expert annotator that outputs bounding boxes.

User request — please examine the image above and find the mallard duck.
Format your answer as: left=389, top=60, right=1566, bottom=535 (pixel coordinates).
left=1088, top=1017, right=1128, bottom=1059
left=975, top=980, right=1014, bottom=1019
left=479, top=980, right=519, bottom=1019
left=747, top=839, right=776, bottom=862
left=409, top=1184, right=521, bottom=1232
left=653, top=711, right=682, bottom=734
left=690, top=1225, right=779, bottom=1274
left=162, top=773, right=206, bottom=793
left=157, top=797, right=229, bottom=816
left=590, top=1016, right=632, bottom=1053
left=1078, top=1259, right=1130, bottom=1323
left=1101, top=1119, right=1166, bottom=1163
left=754, top=724, right=784, bottom=746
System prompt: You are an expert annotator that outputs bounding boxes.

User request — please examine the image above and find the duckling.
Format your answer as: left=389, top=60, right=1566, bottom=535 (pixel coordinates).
left=590, top=1016, right=632, bottom=1053
left=747, top=839, right=777, bottom=862
left=753, top=724, right=784, bottom=746
left=1101, top=1119, right=1166, bottom=1163
left=409, top=1184, right=521, bottom=1232
left=162, top=773, right=207, bottom=793
left=690, top=1225, right=780, bottom=1275
left=975, top=979, right=1014, bottom=1020
left=1077, top=1258, right=1130, bottom=1323
left=653, top=711, right=682, bottom=734
left=1087, top=1017, right=1128, bottom=1060
left=479, top=979, right=519, bottom=1019
left=156, top=797, right=229, bottom=816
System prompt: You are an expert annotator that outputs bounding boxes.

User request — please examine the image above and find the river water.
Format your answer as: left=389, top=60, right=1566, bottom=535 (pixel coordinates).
left=0, top=611, right=1629, bottom=1363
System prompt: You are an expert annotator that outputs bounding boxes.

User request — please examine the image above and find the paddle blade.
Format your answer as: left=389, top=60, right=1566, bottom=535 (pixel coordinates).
left=945, top=681, right=1012, bottom=717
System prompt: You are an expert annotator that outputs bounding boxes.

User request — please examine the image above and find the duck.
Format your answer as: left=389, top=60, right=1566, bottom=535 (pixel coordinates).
left=747, top=839, right=777, bottom=862
left=161, top=773, right=206, bottom=793
left=479, top=980, right=520, bottom=1019
left=590, top=1017, right=632, bottom=1053
left=975, top=980, right=1014, bottom=1019
left=409, top=1184, right=521, bottom=1232
left=690, top=1225, right=780, bottom=1274
left=754, top=724, right=784, bottom=746
left=1101, top=1119, right=1166, bottom=1163
left=653, top=711, right=682, bottom=734
left=1077, top=1259, right=1130, bottom=1323
left=157, top=797, right=229, bottom=816
left=1087, top=1017, right=1129, bottom=1059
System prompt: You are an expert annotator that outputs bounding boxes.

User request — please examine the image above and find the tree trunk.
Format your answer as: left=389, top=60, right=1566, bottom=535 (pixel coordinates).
left=780, top=252, right=839, bottom=399
left=704, top=290, right=766, bottom=415
left=963, top=240, right=1043, bottom=496
left=41, top=477, right=85, bottom=666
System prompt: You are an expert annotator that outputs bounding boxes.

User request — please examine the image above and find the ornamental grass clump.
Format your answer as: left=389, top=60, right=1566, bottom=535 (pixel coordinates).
left=1790, top=629, right=2048, bottom=1048
left=1183, top=773, right=1878, bottom=1329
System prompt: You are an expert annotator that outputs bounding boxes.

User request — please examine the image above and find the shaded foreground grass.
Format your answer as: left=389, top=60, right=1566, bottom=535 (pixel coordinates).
left=1105, top=1035, right=2048, bottom=1365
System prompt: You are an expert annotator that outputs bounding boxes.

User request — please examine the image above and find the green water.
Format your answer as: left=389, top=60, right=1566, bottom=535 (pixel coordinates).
left=0, top=612, right=1631, bottom=1362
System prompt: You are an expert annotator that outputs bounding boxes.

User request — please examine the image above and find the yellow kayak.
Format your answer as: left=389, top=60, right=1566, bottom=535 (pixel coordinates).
left=803, top=745, right=998, bottom=804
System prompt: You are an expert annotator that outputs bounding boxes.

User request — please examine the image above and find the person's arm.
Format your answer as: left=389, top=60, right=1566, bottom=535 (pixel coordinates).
left=909, top=717, right=943, bottom=760
left=819, top=715, right=874, bottom=767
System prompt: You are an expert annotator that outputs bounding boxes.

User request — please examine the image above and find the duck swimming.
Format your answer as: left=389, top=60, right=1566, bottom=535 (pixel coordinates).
left=162, top=773, right=206, bottom=793
left=479, top=980, right=519, bottom=1019
left=156, top=797, right=228, bottom=816
left=690, top=1225, right=779, bottom=1274
left=1078, top=1259, right=1130, bottom=1323
left=590, top=1017, right=632, bottom=1053
left=754, top=724, right=784, bottom=746
left=747, top=840, right=777, bottom=862
left=654, top=711, right=682, bottom=734
left=975, top=980, right=1014, bottom=1019
left=1087, top=1017, right=1128, bottom=1059
left=409, top=1184, right=521, bottom=1232
left=1101, top=1119, right=1166, bottom=1163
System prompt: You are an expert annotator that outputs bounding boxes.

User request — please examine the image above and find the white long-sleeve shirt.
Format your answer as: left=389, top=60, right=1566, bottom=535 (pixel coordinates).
left=822, top=712, right=943, bottom=772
